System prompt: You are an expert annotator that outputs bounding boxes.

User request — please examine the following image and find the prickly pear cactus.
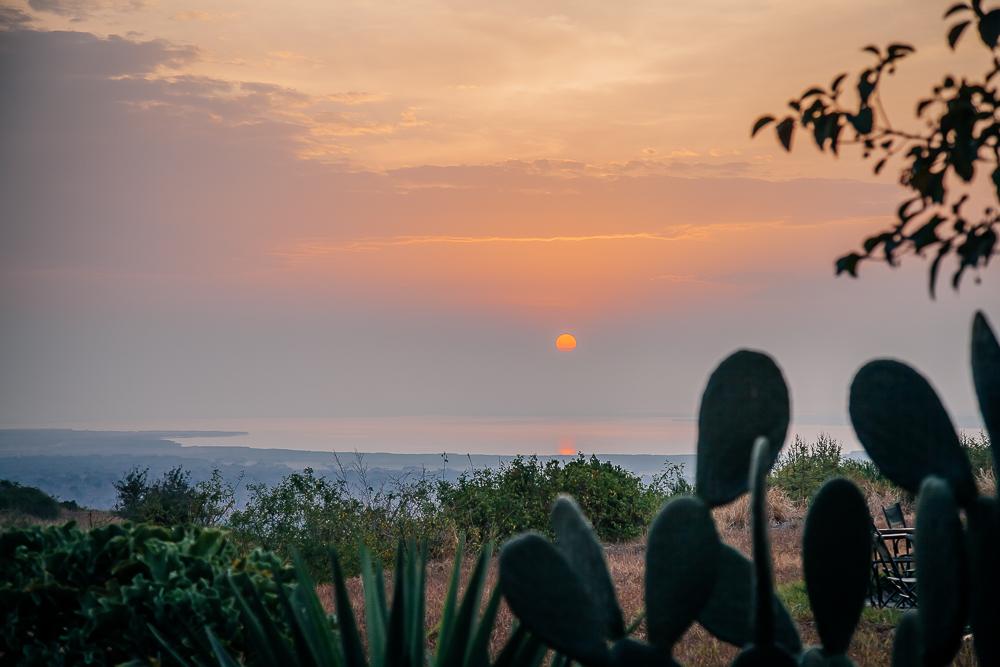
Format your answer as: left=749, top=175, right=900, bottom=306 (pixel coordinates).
left=696, top=350, right=790, bottom=507
left=800, top=478, right=872, bottom=666
left=500, top=493, right=721, bottom=666
left=849, top=310, right=999, bottom=667
left=498, top=310, right=999, bottom=667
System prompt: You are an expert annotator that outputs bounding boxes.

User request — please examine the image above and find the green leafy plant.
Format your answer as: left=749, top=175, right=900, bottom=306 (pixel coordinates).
left=229, top=466, right=454, bottom=580
left=768, top=433, right=906, bottom=504
left=753, top=3, right=999, bottom=294
left=437, top=453, right=675, bottom=544
left=0, top=521, right=296, bottom=666
left=114, top=466, right=240, bottom=527
left=180, top=539, right=544, bottom=667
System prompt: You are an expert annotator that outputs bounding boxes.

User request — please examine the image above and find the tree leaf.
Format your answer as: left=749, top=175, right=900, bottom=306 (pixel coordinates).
left=695, top=350, right=790, bottom=507
left=751, top=115, right=775, bottom=137
left=849, top=360, right=977, bottom=506
left=803, top=478, right=871, bottom=655
left=979, top=9, right=1000, bottom=47
left=645, top=496, right=720, bottom=650
left=929, top=239, right=953, bottom=298
left=849, top=107, right=873, bottom=134
left=775, top=117, right=794, bottom=151
left=948, top=20, right=971, bottom=48
left=835, top=253, right=862, bottom=277
left=830, top=73, right=848, bottom=94
left=550, top=495, right=625, bottom=639
left=943, top=2, right=971, bottom=18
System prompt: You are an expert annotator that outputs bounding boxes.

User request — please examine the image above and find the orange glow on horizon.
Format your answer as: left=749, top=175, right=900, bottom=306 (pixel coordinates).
left=556, top=333, right=577, bottom=351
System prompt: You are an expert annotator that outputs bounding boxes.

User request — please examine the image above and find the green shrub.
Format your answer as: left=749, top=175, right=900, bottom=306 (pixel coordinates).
left=961, top=430, right=994, bottom=476
left=437, top=454, right=674, bottom=543
left=769, top=433, right=903, bottom=504
left=114, top=466, right=238, bottom=526
left=768, top=434, right=845, bottom=503
left=0, top=479, right=60, bottom=520
left=229, top=467, right=453, bottom=579
left=0, top=521, right=296, bottom=666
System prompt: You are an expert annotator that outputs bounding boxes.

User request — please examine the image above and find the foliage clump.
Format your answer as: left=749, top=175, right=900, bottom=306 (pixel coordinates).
left=0, top=521, right=295, bottom=666
left=0, top=479, right=61, bottom=520
left=754, top=1, right=1000, bottom=294
left=228, top=465, right=450, bottom=579
left=438, top=454, right=687, bottom=544
left=114, top=465, right=238, bottom=526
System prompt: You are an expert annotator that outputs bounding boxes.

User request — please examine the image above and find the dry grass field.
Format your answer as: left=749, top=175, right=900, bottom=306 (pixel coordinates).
left=318, top=490, right=983, bottom=666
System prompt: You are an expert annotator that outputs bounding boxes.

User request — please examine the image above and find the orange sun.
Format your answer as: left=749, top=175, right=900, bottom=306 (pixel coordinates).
left=555, top=333, right=577, bottom=351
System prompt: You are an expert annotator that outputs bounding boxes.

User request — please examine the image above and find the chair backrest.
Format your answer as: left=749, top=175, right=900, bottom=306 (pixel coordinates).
left=872, top=531, right=904, bottom=578
left=883, top=502, right=907, bottom=529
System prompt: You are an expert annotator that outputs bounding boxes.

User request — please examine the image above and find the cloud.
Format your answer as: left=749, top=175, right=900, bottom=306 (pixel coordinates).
left=276, top=229, right=711, bottom=257
left=27, top=0, right=145, bottom=20
left=171, top=10, right=238, bottom=23
left=1, top=21, right=997, bottom=428
left=0, top=6, right=33, bottom=29
left=0, top=27, right=196, bottom=82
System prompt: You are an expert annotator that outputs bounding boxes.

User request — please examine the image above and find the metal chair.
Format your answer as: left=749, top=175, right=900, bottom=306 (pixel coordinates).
left=882, top=502, right=907, bottom=529
left=870, top=526, right=917, bottom=608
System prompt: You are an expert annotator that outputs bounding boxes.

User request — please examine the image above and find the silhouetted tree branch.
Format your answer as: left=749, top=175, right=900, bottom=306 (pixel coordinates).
left=754, top=1, right=1000, bottom=296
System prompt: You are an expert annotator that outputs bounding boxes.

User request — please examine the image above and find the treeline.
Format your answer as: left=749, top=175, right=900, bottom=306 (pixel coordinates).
left=8, top=431, right=993, bottom=580
left=111, top=454, right=692, bottom=578
left=0, top=480, right=79, bottom=521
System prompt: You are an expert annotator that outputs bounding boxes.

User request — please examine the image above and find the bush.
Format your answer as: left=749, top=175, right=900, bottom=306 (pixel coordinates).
left=768, top=433, right=902, bottom=505
left=768, top=434, right=844, bottom=504
left=0, top=480, right=60, bottom=520
left=0, top=521, right=296, bottom=666
left=114, top=466, right=238, bottom=526
left=229, top=466, right=453, bottom=579
left=961, top=430, right=994, bottom=475
left=437, top=454, right=676, bottom=543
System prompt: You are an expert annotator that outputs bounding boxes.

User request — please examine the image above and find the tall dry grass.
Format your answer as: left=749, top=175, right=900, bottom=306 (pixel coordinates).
left=317, top=515, right=989, bottom=666
left=711, top=487, right=801, bottom=529
left=975, top=467, right=996, bottom=497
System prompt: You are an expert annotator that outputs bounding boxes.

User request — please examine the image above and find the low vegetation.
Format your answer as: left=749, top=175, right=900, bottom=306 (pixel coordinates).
left=0, top=522, right=296, bottom=666
left=0, top=479, right=62, bottom=521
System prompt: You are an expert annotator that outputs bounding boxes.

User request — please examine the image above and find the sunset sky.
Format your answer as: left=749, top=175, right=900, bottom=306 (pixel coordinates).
left=1, top=0, right=996, bottom=443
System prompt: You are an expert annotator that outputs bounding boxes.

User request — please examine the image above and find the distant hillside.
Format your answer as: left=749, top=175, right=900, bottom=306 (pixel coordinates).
left=0, top=429, right=696, bottom=510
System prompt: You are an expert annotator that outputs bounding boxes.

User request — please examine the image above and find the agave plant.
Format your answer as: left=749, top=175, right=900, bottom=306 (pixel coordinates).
left=159, top=538, right=544, bottom=667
